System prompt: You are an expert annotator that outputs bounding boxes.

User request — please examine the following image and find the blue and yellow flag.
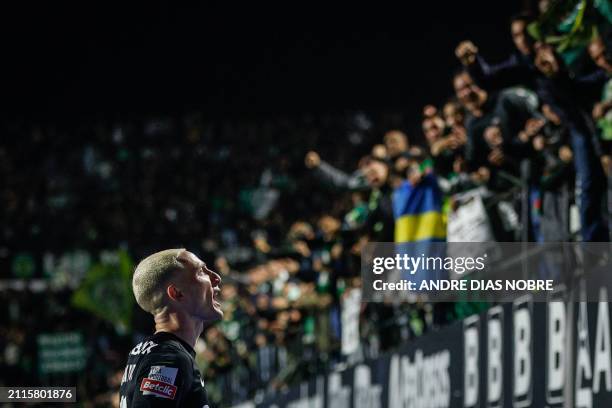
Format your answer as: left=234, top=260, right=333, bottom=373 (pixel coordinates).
left=392, top=174, right=446, bottom=243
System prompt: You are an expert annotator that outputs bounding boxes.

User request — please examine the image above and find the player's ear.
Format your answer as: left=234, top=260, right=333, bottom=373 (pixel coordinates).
left=167, top=284, right=184, bottom=301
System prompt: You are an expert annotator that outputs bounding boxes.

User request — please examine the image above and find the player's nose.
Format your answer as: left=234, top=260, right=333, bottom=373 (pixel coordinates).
left=210, top=270, right=222, bottom=288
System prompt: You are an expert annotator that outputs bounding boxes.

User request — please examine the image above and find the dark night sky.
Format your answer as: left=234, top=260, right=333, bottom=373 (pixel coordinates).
left=3, top=2, right=526, bottom=119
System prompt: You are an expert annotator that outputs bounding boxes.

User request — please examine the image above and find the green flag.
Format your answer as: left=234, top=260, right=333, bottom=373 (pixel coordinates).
left=71, top=250, right=134, bottom=333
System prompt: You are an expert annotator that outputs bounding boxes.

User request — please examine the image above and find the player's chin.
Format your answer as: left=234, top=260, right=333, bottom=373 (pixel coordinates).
left=208, top=310, right=223, bottom=322
left=201, top=309, right=223, bottom=323
left=198, top=300, right=223, bottom=321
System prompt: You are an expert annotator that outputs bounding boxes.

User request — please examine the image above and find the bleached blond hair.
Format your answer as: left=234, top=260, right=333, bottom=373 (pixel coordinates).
left=132, top=248, right=186, bottom=314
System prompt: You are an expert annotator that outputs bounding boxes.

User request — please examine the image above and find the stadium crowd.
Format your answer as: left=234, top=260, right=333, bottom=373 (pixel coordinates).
left=1, top=2, right=611, bottom=407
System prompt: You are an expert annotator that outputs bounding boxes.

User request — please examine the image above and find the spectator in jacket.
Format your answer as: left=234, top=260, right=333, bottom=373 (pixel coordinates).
left=588, top=36, right=612, bottom=176
left=455, top=13, right=536, bottom=90
left=533, top=41, right=609, bottom=241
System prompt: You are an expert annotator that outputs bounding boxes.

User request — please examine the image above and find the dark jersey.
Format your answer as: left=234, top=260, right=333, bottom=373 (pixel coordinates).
left=119, top=332, right=210, bottom=407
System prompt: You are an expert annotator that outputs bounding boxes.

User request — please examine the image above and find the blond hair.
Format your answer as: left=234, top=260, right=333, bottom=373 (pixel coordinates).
left=132, top=248, right=186, bottom=314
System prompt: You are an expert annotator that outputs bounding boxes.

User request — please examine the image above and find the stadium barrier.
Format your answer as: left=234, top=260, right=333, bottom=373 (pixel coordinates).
left=231, top=293, right=612, bottom=408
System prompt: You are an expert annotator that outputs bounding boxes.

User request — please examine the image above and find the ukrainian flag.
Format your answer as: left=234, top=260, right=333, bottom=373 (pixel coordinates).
left=392, top=173, right=446, bottom=243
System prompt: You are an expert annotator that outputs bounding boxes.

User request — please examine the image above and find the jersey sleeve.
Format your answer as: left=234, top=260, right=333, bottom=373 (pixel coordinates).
left=128, top=350, right=193, bottom=407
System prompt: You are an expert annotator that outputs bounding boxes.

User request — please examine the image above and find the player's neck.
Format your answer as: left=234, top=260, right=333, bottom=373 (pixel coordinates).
left=154, top=309, right=203, bottom=349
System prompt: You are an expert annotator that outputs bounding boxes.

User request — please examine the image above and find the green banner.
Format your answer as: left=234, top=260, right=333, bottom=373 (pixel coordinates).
left=37, top=332, right=87, bottom=375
